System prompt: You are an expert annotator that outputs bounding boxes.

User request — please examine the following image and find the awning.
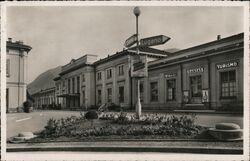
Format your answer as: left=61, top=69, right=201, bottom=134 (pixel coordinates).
left=57, top=93, right=80, bottom=98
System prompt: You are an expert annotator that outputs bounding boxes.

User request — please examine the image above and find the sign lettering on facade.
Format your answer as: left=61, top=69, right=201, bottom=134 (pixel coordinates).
left=140, top=35, right=170, bottom=47
left=124, top=34, right=137, bottom=48
left=131, top=55, right=148, bottom=78
left=216, top=61, right=238, bottom=70
left=165, top=73, right=177, bottom=78
left=187, top=67, right=204, bottom=74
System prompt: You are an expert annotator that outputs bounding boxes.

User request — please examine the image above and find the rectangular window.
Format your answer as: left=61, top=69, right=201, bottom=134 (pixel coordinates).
left=97, top=89, right=102, bottom=105
left=77, top=76, right=80, bottom=93
left=167, top=79, right=176, bottom=101
left=119, top=86, right=124, bottom=103
left=150, top=82, right=158, bottom=102
left=221, top=70, right=236, bottom=98
left=118, top=65, right=124, bottom=76
left=72, top=77, right=75, bottom=93
left=107, top=69, right=112, bottom=79
left=190, top=75, right=202, bottom=97
left=68, top=79, right=71, bottom=93
left=82, top=74, right=85, bottom=82
left=6, top=59, right=10, bottom=77
left=97, top=72, right=102, bottom=81
left=107, top=88, right=112, bottom=103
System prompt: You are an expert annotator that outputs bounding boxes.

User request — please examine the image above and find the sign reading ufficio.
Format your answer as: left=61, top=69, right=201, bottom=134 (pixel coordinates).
left=131, top=55, right=148, bottom=78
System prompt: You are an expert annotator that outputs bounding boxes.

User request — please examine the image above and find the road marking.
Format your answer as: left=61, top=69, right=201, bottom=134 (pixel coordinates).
left=8, top=117, right=16, bottom=120
left=15, top=117, right=32, bottom=122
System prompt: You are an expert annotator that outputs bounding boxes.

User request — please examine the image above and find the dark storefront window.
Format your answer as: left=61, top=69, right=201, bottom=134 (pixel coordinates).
left=119, top=86, right=124, bottom=103
left=107, top=88, right=112, bottom=103
left=97, top=89, right=102, bottom=104
left=190, top=75, right=202, bottom=97
left=82, top=90, right=85, bottom=104
left=167, top=79, right=176, bottom=101
left=77, top=76, right=80, bottom=93
left=72, top=77, right=75, bottom=93
left=221, top=70, right=236, bottom=98
left=140, top=83, right=144, bottom=102
left=150, top=82, right=158, bottom=102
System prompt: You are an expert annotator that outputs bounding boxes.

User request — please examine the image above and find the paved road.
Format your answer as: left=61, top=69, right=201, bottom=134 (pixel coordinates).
left=7, top=110, right=81, bottom=139
left=7, top=110, right=243, bottom=139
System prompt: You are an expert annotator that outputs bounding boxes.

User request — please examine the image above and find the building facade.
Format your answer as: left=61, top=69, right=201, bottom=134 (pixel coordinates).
left=31, top=32, right=244, bottom=112
left=143, top=33, right=243, bottom=111
left=6, top=38, right=32, bottom=112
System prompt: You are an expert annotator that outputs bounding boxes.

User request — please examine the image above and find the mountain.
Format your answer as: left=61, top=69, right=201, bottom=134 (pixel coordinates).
left=27, top=66, right=62, bottom=95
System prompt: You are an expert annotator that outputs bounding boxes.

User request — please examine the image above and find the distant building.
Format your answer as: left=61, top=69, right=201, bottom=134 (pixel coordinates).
left=28, top=66, right=61, bottom=110
left=6, top=38, right=32, bottom=112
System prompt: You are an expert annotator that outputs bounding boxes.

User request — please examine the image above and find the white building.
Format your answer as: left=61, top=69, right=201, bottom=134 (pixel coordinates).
left=6, top=38, right=32, bottom=112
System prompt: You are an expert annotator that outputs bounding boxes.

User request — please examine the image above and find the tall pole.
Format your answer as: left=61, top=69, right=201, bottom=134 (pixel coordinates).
left=134, top=7, right=141, bottom=119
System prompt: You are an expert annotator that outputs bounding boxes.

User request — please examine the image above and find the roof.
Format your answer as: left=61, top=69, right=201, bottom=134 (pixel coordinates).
left=59, top=54, right=97, bottom=76
left=7, top=40, right=32, bottom=53
left=94, top=47, right=168, bottom=66
left=149, top=32, right=244, bottom=69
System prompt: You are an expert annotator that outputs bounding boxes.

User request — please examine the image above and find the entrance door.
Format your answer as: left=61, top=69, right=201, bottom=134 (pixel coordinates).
left=190, top=75, right=202, bottom=103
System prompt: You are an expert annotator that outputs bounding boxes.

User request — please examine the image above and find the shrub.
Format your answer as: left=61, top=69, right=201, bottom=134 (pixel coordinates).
left=85, top=110, right=99, bottom=127
left=23, top=101, right=32, bottom=113
left=107, top=103, right=121, bottom=111
left=85, top=110, right=98, bottom=120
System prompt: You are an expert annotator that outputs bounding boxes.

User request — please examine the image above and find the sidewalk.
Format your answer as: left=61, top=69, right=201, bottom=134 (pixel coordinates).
left=7, top=140, right=243, bottom=154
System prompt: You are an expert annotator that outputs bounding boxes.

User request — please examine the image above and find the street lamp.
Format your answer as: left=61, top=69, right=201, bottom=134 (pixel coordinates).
left=133, top=6, right=141, bottom=119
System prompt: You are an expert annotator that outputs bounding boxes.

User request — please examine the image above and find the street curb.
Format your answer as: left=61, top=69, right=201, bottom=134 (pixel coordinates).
left=19, top=138, right=243, bottom=143
left=7, top=146, right=243, bottom=154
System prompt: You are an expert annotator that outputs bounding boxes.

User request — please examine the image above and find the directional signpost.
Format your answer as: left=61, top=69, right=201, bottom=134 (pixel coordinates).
left=125, top=7, right=170, bottom=120
left=140, top=35, right=170, bottom=47
left=124, top=34, right=137, bottom=48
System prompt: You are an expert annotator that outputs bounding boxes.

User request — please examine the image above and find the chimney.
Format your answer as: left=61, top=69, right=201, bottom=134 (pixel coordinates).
left=16, top=40, right=24, bottom=44
left=8, top=38, right=12, bottom=42
left=217, top=35, right=221, bottom=40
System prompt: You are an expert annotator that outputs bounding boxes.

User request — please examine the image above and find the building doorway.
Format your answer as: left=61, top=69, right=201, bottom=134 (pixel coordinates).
left=190, top=75, right=202, bottom=104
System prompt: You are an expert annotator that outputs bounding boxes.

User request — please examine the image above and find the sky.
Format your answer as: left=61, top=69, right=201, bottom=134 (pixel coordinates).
left=6, top=5, right=244, bottom=83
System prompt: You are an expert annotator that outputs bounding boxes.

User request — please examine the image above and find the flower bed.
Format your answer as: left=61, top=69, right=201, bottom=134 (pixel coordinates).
left=33, top=111, right=207, bottom=140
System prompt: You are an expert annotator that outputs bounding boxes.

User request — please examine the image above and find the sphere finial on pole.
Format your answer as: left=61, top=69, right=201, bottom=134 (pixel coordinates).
left=133, top=7, right=141, bottom=17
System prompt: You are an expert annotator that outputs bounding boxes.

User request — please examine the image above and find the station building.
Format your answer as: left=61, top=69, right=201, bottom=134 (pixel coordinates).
left=31, top=32, right=244, bottom=112
left=6, top=38, right=32, bottom=112
left=143, top=33, right=243, bottom=111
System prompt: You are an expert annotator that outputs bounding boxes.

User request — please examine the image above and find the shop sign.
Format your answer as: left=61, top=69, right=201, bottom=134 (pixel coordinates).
left=202, top=89, right=209, bottom=103
left=165, top=73, right=177, bottom=78
left=183, top=91, right=189, bottom=103
left=131, top=55, right=148, bottom=78
left=187, top=67, right=204, bottom=74
left=140, top=35, right=170, bottom=47
left=216, top=61, right=238, bottom=70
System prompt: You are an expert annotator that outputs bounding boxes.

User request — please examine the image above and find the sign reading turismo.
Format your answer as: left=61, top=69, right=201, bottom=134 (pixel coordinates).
left=140, top=35, right=170, bottom=47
